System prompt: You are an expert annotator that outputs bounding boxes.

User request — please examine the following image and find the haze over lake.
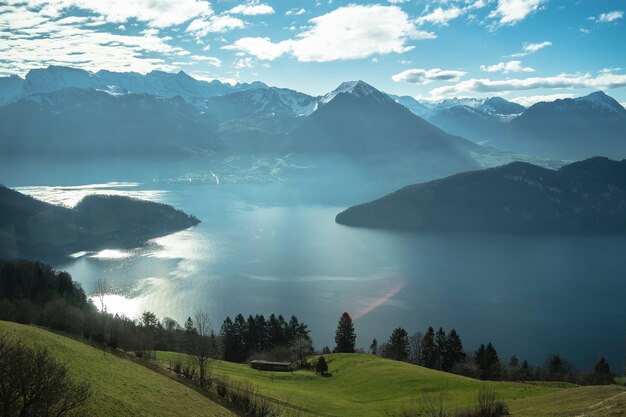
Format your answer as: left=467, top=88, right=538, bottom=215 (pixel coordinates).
left=5, top=158, right=625, bottom=370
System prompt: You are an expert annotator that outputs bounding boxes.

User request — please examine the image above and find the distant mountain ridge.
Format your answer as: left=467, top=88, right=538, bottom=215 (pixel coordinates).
left=336, top=157, right=626, bottom=234
left=1, top=65, right=625, bottom=162
left=0, top=65, right=267, bottom=106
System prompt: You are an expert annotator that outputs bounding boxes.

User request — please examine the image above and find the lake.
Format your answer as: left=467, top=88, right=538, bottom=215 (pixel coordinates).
left=5, top=157, right=626, bottom=371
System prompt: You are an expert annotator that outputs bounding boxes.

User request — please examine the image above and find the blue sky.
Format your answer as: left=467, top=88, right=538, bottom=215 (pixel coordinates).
left=1, top=0, right=625, bottom=105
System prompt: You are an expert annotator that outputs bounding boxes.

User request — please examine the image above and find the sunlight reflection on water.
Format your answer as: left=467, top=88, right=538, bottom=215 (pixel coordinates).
left=16, top=182, right=168, bottom=207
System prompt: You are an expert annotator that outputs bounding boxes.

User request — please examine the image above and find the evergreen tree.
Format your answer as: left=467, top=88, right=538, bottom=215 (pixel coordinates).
left=420, top=327, right=438, bottom=369
left=268, top=314, right=286, bottom=348
left=369, top=338, right=378, bottom=355
left=254, top=314, right=269, bottom=352
left=184, top=316, right=196, bottom=353
left=386, top=327, right=409, bottom=361
left=593, top=357, right=613, bottom=384
left=435, top=327, right=447, bottom=370
left=322, top=346, right=332, bottom=355
left=475, top=342, right=501, bottom=380
left=334, top=312, right=356, bottom=353
left=220, top=316, right=238, bottom=362
left=316, top=356, right=328, bottom=375
left=443, top=328, right=465, bottom=372
left=547, top=354, right=571, bottom=381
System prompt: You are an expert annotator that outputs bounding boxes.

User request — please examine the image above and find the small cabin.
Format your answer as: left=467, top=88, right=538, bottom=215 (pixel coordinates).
left=250, top=360, right=293, bottom=372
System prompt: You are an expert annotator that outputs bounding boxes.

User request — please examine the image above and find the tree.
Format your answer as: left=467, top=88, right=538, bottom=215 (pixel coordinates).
left=193, top=310, right=213, bottom=387
left=435, top=327, right=447, bottom=370
left=321, top=346, right=331, bottom=355
left=0, top=333, right=92, bottom=416
left=547, top=354, right=571, bottom=381
left=315, top=356, right=328, bottom=375
left=184, top=316, right=196, bottom=353
left=334, top=312, right=356, bottom=353
left=408, top=331, right=423, bottom=365
left=593, top=357, right=614, bottom=385
left=475, top=342, right=501, bottom=380
left=420, top=327, right=437, bottom=369
left=369, top=338, right=378, bottom=355
left=386, top=327, right=409, bottom=361
left=94, top=278, right=109, bottom=313
left=443, top=329, right=465, bottom=372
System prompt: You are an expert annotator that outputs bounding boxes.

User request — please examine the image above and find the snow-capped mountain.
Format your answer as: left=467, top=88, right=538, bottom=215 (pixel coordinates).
left=284, top=80, right=482, bottom=175
left=205, top=87, right=317, bottom=120
left=319, top=80, right=395, bottom=107
left=2, top=65, right=268, bottom=105
left=492, top=91, right=626, bottom=159
left=23, top=66, right=106, bottom=95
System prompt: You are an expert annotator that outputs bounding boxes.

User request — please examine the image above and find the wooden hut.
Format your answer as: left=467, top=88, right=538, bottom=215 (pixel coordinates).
left=250, top=360, right=293, bottom=372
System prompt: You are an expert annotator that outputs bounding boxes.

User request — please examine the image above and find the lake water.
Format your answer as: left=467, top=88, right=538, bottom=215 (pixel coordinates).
left=4, top=158, right=626, bottom=371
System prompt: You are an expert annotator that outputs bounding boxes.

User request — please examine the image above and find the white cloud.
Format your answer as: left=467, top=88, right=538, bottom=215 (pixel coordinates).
left=508, top=93, right=576, bottom=106
left=224, top=37, right=290, bottom=60
left=285, top=8, right=306, bottom=16
left=225, top=5, right=435, bottom=62
left=510, top=40, right=551, bottom=57
left=0, top=5, right=186, bottom=76
left=392, top=68, right=466, bottom=84
left=591, top=11, right=624, bottom=23
left=387, top=0, right=409, bottom=3
left=190, top=55, right=222, bottom=67
left=416, top=7, right=463, bottom=26
left=25, top=0, right=213, bottom=28
left=480, top=60, right=534, bottom=73
left=234, top=57, right=255, bottom=69
left=488, top=0, right=544, bottom=26
left=229, top=3, right=275, bottom=16
left=186, top=15, right=245, bottom=38
left=429, top=72, right=626, bottom=97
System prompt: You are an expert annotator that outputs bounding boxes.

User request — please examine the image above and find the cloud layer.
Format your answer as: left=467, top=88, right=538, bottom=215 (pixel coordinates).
left=224, top=5, right=435, bottom=62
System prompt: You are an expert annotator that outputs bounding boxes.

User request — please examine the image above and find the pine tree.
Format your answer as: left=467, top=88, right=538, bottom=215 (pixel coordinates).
left=435, top=327, right=447, bottom=370
left=334, top=312, right=356, bottom=353
left=420, top=327, right=437, bottom=369
left=594, top=357, right=613, bottom=384
left=475, top=342, right=500, bottom=380
left=184, top=316, right=196, bottom=353
left=369, top=338, right=378, bottom=355
left=316, top=356, right=328, bottom=375
left=443, top=328, right=465, bottom=372
left=387, top=327, right=409, bottom=361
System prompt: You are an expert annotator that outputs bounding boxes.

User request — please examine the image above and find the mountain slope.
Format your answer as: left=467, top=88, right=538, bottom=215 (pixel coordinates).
left=0, top=88, right=223, bottom=156
left=283, top=81, right=482, bottom=173
left=0, top=321, right=235, bottom=417
left=493, top=91, right=626, bottom=159
left=0, top=75, right=25, bottom=105
left=336, top=157, right=626, bottom=233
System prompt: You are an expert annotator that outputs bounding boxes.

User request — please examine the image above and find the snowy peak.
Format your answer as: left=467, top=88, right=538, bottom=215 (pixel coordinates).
left=479, top=97, right=525, bottom=115
left=574, top=90, right=626, bottom=113
left=320, top=80, right=393, bottom=105
left=24, top=65, right=105, bottom=95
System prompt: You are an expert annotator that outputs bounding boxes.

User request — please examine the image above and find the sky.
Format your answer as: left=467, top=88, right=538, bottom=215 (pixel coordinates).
left=1, top=0, right=625, bottom=105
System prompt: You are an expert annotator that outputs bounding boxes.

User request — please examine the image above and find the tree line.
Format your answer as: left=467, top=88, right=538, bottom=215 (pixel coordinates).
left=0, top=260, right=617, bottom=386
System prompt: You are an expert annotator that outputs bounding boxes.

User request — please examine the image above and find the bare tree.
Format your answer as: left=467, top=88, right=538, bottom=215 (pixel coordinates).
left=193, top=309, right=213, bottom=388
left=409, top=331, right=423, bottom=365
left=94, top=278, right=110, bottom=313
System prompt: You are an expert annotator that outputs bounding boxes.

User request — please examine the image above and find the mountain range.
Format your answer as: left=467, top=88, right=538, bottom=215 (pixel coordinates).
left=336, top=156, right=626, bottom=234
left=0, top=65, right=625, bottom=163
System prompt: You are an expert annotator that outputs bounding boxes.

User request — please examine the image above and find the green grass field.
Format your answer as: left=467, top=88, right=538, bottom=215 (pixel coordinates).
left=157, top=351, right=626, bottom=417
left=3, top=320, right=623, bottom=417
left=0, top=321, right=235, bottom=417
